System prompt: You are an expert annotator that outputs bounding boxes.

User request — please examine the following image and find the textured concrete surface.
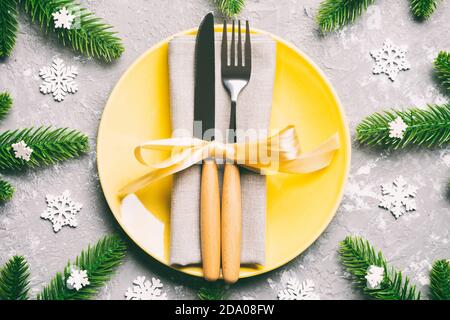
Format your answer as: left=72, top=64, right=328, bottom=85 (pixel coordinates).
left=0, top=0, right=449, bottom=300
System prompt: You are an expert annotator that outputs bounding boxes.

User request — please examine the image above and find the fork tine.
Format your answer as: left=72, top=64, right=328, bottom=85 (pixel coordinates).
left=245, top=20, right=251, bottom=70
left=230, top=20, right=236, bottom=66
left=237, top=20, right=243, bottom=67
left=222, top=20, right=228, bottom=68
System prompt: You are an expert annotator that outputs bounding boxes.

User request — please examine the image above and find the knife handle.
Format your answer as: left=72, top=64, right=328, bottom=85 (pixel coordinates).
left=200, top=159, right=221, bottom=281
left=221, top=163, right=242, bottom=284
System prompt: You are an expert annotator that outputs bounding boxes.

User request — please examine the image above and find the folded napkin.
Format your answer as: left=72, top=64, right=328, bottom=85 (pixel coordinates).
left=169, top=34, right=276, bottom=266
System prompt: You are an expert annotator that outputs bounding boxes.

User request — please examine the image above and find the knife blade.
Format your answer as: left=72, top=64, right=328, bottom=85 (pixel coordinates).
left=194, top=12, right=221, bottom=282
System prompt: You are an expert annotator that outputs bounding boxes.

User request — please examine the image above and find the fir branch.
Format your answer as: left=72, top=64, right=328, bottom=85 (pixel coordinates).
left=0, top=0, right=19, bottom=58
left=215, top=0, right=245, bottom=17
left=0, top=127, right=89, bottom=171
left=198, top=286, right=227, bottom=300
left=0, top=256, right=30, bottom=300
left=339, top=236, right=420, bottom=300
left=20, top=0, right=124, bottom=62
left=37, top=234, right=127, bottom=300
left=429, top=259, right=450, bottom=300
left=0, top=92, right=13, bottom=121
left=410, top=0, right=439, bottom=20
left=0, top=179, right=14, bottom=201
left=316, top=0, right=376, bottom=32
left=356, top=104, right=450, bottom=149
left=434, top=51, right=450, bottom=93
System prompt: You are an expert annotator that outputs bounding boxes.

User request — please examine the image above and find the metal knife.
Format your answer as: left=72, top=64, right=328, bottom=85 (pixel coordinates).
left=194, top=12, right=220, bottom=281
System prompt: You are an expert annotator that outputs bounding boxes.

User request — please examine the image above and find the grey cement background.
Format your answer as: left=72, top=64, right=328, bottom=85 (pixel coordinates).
left=0, top=0, right=449, bottom=300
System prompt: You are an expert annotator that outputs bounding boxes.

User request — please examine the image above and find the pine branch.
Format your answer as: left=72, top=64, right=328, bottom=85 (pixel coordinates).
left=316, top=0, right=376, bottom=32
left=410, top=0, right=439, bottom=20
left=0, top=127, right=89, bottom=171
left=0, top=179, right=14, bottom=201
left=215, top=0, right=245, bottom=17
left=430, top=260, right=450, bottom=300
left=356, top=104, right=450, bottom=149
left=198, top=286, right=228, bottom=300
left=0, top=92, right=13, bottom=121
left=339, top=236, right=420, bottom=300
left=37, top=235, right=127, bottom=300
left=434, top=51, right=450, bottom=93
left=0, top=256, right=30, bottom=300
left=0, top=0, right=19, bottom=58
left=20, top=0, right=124, bottom=62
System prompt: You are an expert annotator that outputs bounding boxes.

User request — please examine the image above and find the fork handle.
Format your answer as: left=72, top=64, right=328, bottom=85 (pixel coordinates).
left=200, top=159, right=221, bottom=282
left=221, top=162, right=242, bottom=284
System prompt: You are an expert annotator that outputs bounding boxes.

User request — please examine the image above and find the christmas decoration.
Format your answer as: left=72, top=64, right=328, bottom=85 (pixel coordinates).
left=0, top=0, right=18, bottom=58
left=370, top=40, right=410, bottom=81
left=197, top=286, right=227, bottom=300
left=39, top=58, right=78, bottom=102
left=429, top=260, right=450, bottom=300
left=434, top=51, right=450, bottom=93
left=365, top=265, right=385, bottom=289
left=38, top=235, right=127, bottom=300
left=410, top=0, right=439, bottom=20
left=11, top=141, right=33, bottom=161
left=41, top=190, right=82, bottom=232
left=67, top=269, right=90, bottom=291
left=379, top=176, right=417, bottom=219
left=52, top=7, right=75, bottom=29
left=125, top=276, right=168, bottom=300
left=339, top=236, right=420, bottom=300
left=316, top=0, right=376, bottom=32
left=0, top=92, right=13, bottom=121
left=356, top=105, right=450, bottom=149
left=0, top=180, right=14, bottom=201
left=278, top=278, right=319, bottom=300
left=215, top=0, right=245, bottom=17
left=388, top=117, right=408, bottom=139
left=0, top=256, right=30, bottom=300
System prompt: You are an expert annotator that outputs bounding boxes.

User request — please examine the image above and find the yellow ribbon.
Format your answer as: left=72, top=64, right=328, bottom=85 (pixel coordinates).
left=118, top=126, right=340, bottom=196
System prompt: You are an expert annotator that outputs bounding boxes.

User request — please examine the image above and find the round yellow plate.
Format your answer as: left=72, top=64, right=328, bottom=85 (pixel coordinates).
left=97, top=26, right=351, bottom=279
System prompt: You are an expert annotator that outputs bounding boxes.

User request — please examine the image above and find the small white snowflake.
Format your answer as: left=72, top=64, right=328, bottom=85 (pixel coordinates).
left=39, top=58, right=78, bottom=102
left=370, top=40, right=410, bottom=81
left=125, top=276, right=168, bottom=300
left=388, top=117, right=408, bottom=139
left=278, top=278, right=319, bottom=300
left=41, top=190, right=82, bottom=232
left=379, top=176, right=417, bottom=219
left=52, top=7, right=75, bottom=29
left=365, top=265, right=385, bottom=289
left=67, top=269, right=90, bottom=291
left=11, top=140, right=33, bottom=161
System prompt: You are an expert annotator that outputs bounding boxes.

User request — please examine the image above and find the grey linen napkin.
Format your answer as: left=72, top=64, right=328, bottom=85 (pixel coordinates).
left=169, top=34, right=276, bottom=266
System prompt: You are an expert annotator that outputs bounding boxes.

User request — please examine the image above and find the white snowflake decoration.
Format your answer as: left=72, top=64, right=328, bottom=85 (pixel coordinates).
left=11, top=140, right=33, bottom=161
left=365, top=265, right=385, bottom=289
left=370, top=40, right=410, bottom=81
left=125, top=276, right=168, bottom=300
left=278, top=278, right=319, bottom=300
left=39, top=58, right=78, bottom=102
left=67, top=269, right=90, bottom=291
left=379, top=176, right=417, bottom=219
left=41, top=190, right=82, bottom=232
left=52, top=7, right=75, bottom=29
left=389, top=117, right=408, bottom=139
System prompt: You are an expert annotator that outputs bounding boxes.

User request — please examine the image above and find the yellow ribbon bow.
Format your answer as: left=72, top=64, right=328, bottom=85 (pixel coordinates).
left=119, top=126, right=340, bottom=196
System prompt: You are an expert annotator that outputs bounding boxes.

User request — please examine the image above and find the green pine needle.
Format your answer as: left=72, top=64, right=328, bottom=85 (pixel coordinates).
left=339, top=236, right=420, bottom=300
left=410, top=0, right=439, bottom=20
left=37, top=235, right=127, bottom=300
left=316, top=0, right=376, bottom=32
left=21, top=0, right=124, bottom=62
left=215, top=0, right=245, bottom=17
left=430, top=259, right=450, bottom=300
left=0, top=256, right=30, bottom=300
left=434, top=51, right=450, bottom=93
left=0, top=179, right=15, bottom=201
left=0, top=0, right=19, bottom=58
left=0, top=126, right=89, bottom=171
left=356, top=104, right=450, bottom=149
left=198, top=286, right=227, bottom=300
left=0, top=92, right=13, bottom=121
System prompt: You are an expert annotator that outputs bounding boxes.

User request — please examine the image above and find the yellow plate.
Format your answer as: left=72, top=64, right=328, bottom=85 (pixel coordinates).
left=97, top=26, right=351, bottom=279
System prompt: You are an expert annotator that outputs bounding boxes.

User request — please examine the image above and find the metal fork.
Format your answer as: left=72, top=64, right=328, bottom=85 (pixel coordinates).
left=221, top=20, right=252, bottom=284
